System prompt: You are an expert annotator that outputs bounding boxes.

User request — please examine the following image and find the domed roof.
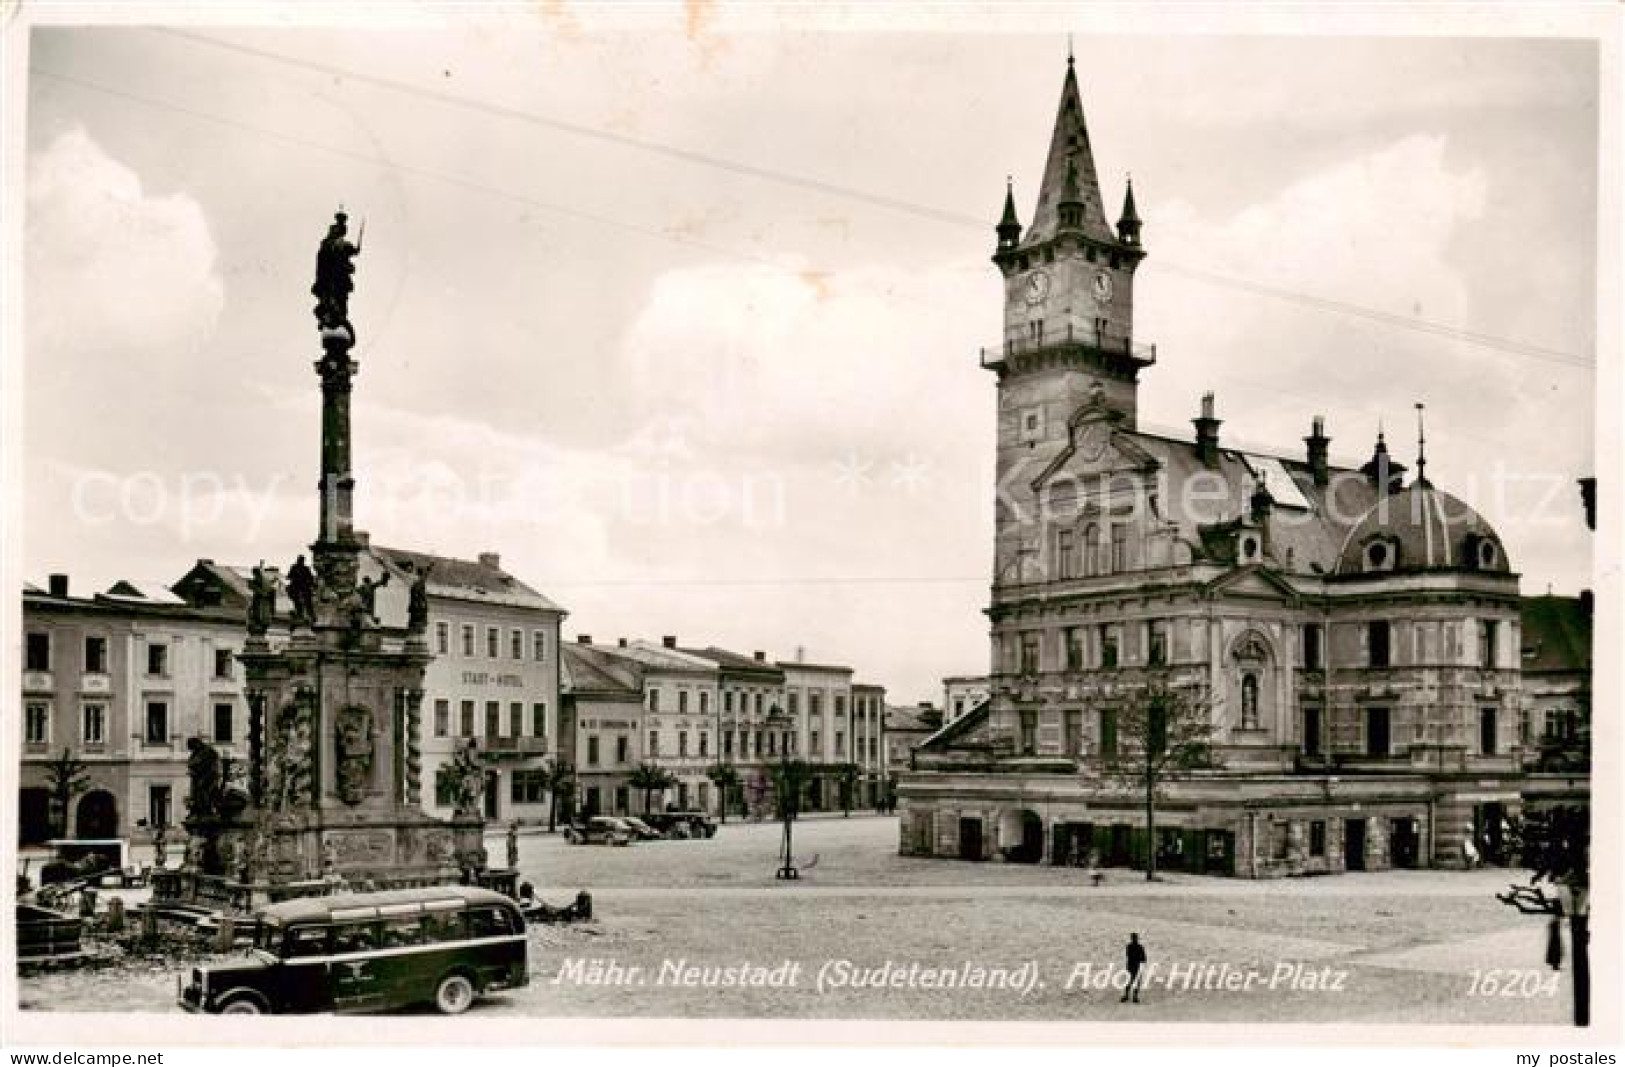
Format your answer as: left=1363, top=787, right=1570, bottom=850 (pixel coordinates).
left=1335, top=481, right=1511, bottom=575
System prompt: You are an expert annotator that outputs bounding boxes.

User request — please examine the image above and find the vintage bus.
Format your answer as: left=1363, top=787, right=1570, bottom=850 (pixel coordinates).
left=179, top=886, right=528, bottom=1015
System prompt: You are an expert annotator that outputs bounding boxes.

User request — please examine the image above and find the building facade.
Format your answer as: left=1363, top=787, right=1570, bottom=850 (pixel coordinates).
left=943, top=676, right=990, bottom=724
left=558, top=637, right=890, bottom=819
left=851, top=683, right=888, bottom=808
left=1518, top=593, right=1592, bottom=773
left=20, top=548, right=564, bottom=841
left=21, top=572, right=253, bottom=845
left=373, top=548, right=565, bottom=825
left=900, top=58, right=1579, bottom=876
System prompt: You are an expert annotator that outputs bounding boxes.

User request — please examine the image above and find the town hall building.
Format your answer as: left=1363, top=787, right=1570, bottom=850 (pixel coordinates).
left=898, top=57, right=1586, bottom=876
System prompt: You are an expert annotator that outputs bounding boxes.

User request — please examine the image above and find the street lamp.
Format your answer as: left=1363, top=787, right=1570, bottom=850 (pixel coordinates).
left=765, top=703, right=801, bottom=880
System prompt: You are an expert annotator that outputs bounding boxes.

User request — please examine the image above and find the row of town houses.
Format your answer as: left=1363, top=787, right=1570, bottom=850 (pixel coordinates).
left=18, top=550, right=898, bottom=845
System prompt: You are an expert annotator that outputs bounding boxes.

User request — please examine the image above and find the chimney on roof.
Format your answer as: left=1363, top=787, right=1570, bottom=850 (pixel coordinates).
left=576, top=635, right=592, bottom=645
left=1305, top=415, right=1331, bottom=487
left=1580, top=589, right=1594, bottom=617
left=662, top=635, right=678, bottom=649
left=1193, top=392, right=1221, bottom=468
left=795, top=645, right=805, bottom=663
left=618, top=637, right=628, bottom=648
left=478, top=552, right=501, bottom=570
left=754, top=650, right=766, bottom=663
left=48, top=574, right=68, bottom=597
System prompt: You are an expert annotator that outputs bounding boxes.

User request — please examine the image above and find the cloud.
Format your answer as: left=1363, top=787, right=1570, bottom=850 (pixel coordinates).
left=27, top=126, right=224, bottom=358
left=617, top=257, right=993, bottom=468
left=1136, top=132, right=1590, bottom=584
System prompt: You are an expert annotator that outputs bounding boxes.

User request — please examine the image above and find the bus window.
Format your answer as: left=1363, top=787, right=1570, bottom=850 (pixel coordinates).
left=380, top=916, right=426, bottom=948
left=255, top=922, right=283, bottom=953
left=284, top=926, right=331, bottom=959
left=464, top=907, right=513, bottom=938
left=332, top=922, right=380, bottom=955
left=421, top=914, right=457, bottom=944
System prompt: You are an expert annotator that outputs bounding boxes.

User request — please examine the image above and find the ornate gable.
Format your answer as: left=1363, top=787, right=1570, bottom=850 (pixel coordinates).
left=1205, top=564, right=1300, bottom=604
left=1032, top=388, right=1159, bottom=491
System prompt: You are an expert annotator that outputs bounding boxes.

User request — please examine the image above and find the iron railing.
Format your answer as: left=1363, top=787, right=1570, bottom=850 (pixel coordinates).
left=980, top=323, right=1156, bottom=369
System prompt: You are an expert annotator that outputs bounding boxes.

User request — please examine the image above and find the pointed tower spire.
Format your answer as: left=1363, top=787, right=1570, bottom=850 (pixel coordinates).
left=1414, top=402, right=1430, bottom=487
left=1057, top=158, right=1084, bottom=231
left=1023, top=57, right=1114, bottom=246
left=1117, top=175, right=1143, bottom=246
left=995, top=175, right=1022, bottom=254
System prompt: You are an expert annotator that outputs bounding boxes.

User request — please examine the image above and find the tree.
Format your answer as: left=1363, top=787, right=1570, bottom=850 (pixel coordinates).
left=540, top=759, right=576, bottom=832
left=1098, top=678, right=1214, bottom=881
left=705, top=762, right=741, bottom=824
left=833, top=762, right=861, bottom=817
left=1498, top=805, right=1590, bottom=1026
left=43, top=749, right=91, bottom=838
left=627, top=762, right=677, bottom=815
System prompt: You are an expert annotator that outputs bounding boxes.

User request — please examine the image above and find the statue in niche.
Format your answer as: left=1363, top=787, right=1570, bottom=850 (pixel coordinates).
left=185, top=737, right=223, bottom=819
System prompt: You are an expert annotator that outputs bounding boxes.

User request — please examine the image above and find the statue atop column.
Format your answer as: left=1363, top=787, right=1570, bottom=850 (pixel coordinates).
left=312, top=210, right=362, bottom=333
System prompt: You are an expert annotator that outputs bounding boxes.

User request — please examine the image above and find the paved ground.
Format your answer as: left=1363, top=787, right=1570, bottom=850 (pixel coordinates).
left=18, top=815, right=1571, bottom=1023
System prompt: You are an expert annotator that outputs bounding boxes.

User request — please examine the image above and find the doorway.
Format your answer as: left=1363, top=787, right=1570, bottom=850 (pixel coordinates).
left=19, top=788, right=51, bottom=844
left=958, top=817, right=984, bottom=861
left=1344, top=818, right=1367, bottom=871
left=75, top=790, right=118, bottom=839
left=484, top=771, right=500, bottom=819
left=1390, top=817, right=1420, bottom=869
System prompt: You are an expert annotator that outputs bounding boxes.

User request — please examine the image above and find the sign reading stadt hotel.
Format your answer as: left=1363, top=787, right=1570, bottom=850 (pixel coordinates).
left=461, top=671, right=524, bottom=687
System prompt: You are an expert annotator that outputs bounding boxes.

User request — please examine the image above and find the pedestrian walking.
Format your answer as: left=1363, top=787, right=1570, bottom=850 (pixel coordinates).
left=1121, top=932, right=1147, bottom=1003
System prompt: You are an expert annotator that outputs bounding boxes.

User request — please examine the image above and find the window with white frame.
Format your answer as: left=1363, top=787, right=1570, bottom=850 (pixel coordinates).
left=25, top=701, right=50, bottom=746
left=83, top=703, right=106, bottom=746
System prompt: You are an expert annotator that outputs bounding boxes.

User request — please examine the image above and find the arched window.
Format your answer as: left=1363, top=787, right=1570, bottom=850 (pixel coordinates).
left=1365, top=539, right=1394, bottom=572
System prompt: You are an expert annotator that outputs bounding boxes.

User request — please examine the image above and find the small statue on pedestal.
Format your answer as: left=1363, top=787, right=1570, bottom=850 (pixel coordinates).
left=247, top=561, right=277, bottom=636
left=406, top=562, right=433, bottom=634
left=287, top=555, right=317, bottom=627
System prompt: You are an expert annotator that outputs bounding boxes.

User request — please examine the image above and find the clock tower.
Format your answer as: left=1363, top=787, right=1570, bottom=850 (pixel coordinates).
left=984, top=54, right=1151, bottom=588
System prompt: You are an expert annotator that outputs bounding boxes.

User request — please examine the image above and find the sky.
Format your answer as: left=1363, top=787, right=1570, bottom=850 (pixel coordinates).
left=17, top=14, right=1604, bottom=704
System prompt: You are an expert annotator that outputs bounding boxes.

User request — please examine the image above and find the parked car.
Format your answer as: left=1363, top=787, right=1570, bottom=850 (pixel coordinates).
left=643, top=811, right=719, bottom=839
left=619, top=817, right=663, bottom=842
left=562, top=817, right=634, bottom=846
left=179, top=886, right=528, bottom=1015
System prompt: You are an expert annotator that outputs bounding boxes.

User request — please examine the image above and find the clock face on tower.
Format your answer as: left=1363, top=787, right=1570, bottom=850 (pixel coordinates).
left=1025, top=271, right=1051, bottom=305
left=1092, top=271, right=1114, bottom=303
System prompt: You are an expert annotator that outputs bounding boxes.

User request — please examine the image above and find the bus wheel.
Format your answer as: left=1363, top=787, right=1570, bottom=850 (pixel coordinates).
left=434, top=973, right=476, bottom=1015
left=219, top=994, right=265, bottom=1014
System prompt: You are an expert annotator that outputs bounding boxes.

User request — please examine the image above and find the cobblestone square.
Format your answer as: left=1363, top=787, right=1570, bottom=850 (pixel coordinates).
left=19, top=816, right=1567, bottom=1024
